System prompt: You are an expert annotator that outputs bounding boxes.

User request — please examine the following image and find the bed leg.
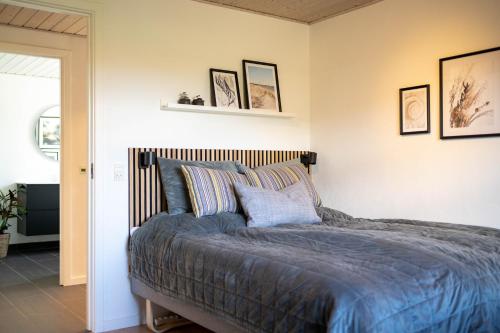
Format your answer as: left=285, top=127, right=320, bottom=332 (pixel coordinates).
left=145, top=299, right=191, bottom=332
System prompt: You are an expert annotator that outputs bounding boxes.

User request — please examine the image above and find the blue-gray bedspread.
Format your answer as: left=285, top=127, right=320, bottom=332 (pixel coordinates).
left=129, top=207, right=500, bottom=332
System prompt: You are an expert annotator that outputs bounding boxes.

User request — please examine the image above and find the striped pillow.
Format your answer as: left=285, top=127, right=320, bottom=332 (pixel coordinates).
left=181, top=165, right=250, bottom=217
left=244, top=162, right=322, bottom=207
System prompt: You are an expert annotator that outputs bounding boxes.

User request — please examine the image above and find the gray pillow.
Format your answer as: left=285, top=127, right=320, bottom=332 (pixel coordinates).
left=157, top=158, right=238, bottom=215
left=235, top=158, right=301, bottom=173
left=234, top=181, right=321, bottom=227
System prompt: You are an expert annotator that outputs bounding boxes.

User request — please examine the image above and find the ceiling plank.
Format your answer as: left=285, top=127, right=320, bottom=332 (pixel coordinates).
left=64, top=16, right=87, bottom=34
left=2, top=54, right=26, bottom=72
left=9, top=7, right=37, bottom=26
left=36, top=61, right=60, bottom=78
left=76, top=26, right=87, bottom=36
left=37, top=12, right=66, bottom=30
left=17, top=57, right=46, bottom=75
left=0, top=53, right=17, bottom=69
left=24, top=10, right=51, bottom=28
left=0, top=5, right=22, bottom=24
left=51, top=14, right=80, bottom=32
left=8, top=55, right=35, bottom=74
left=29, top=58, right=58, bottom=77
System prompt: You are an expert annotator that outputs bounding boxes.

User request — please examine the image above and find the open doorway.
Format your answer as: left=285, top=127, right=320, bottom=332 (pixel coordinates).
left=0, top=5, right=89, bottom=331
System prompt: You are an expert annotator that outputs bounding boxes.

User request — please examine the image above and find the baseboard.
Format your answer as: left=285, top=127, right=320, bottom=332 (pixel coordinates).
left=62, top=275, right=87, bottom=286
left=8, top=240, right=59, bottom=252
left=99, top=313, right=142, bottom=332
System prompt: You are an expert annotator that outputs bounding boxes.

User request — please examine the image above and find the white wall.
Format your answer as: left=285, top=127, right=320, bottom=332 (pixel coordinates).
left=95, top=2, right=310, bottom=331
left=28, top=0, right=310, bottom=331
left=0, top=24, right=88, bottom=285
left=310, top=0, right=500, bottom=228
left=0, top=73, right=60, bottom=244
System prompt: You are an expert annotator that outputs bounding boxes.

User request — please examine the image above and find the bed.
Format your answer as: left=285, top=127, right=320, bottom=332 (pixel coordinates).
left=128, top=148, right=500, bottom=333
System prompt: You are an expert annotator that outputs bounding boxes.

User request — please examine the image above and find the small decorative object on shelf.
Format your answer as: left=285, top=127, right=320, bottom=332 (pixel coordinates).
left=177, top=92, right=191, bottom=105
left=0, top=189, right=25, bottom=259
left=191, top=95, right=205, bottom=106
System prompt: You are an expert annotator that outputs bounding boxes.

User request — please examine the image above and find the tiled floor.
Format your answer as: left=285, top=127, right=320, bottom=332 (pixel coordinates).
left=0, top=245, right=211, bottom=333
left=108, top=324, right=210, bottom=333
left=0, top=245, right=86, bottom=333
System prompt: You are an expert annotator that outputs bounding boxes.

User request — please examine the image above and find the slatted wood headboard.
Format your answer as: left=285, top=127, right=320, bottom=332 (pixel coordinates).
left=128, top=148, right=309, bottom=228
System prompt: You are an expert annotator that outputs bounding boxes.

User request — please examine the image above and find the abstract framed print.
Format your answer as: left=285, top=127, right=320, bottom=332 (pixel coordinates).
left=440, top=46, right=500, bottom=139
left=209, top=68, right=242, bottom=109
left=242, top=60, right=282, bottom=112
left=400, top=84, right=430, bottom=135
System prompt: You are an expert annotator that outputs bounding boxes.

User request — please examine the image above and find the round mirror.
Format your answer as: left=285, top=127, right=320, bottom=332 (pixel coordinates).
left=35, top=105, right=61, bottom=161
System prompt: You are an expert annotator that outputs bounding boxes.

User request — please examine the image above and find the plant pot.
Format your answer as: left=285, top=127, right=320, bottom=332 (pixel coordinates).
left=0, top=233, right=9, bottom=259
left=192, top=97, right=205, bottom=106
left=178, top=97, right=191, bottom=104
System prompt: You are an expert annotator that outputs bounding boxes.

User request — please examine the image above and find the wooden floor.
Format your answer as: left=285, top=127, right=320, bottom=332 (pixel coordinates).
left=0, top=245, right=86, bottom=333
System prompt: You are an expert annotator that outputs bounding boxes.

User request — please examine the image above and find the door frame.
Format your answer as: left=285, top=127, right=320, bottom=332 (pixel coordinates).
left=3, top=1, right=96, bottom=331
left=0, top=42, right=74, bottom=286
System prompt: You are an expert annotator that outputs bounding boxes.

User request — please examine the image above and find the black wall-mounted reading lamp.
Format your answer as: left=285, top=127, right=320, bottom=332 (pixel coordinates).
left=139, top=151, right=157, bottom=169
left=300, top=152, right=317, bottom=167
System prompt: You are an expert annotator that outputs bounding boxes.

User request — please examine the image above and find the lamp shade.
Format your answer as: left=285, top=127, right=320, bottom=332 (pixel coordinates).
left=139, top=151, right=157, bottom=169
left=300, top=152, right=317, bottom=166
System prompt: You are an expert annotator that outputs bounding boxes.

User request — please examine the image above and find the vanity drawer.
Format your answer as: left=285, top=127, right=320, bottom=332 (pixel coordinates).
left=17, top=210, right=59, bottom=236
left=16, top=184, right=60, bottom=236
left=17, top=184, right=59, bottom=210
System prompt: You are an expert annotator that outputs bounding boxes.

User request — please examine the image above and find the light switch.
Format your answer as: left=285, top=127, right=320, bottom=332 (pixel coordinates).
left=114, top=163, right=124, bottom=182
left=160, top=99, right=168, bottom=109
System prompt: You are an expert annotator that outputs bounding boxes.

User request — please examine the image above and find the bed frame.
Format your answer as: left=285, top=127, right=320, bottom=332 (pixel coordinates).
left=128, top=147, right=311, bottom=332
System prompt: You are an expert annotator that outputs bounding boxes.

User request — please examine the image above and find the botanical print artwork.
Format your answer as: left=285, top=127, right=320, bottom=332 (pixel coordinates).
left=210, top=69, right=241, bottom=109
left=243, top=61, right=282, bottom=112
left=440, top=47, right=500, bottom=138
left=39, top=117, right=61, bottom=148
left=400, top=85, right=430, bottom=135
left=448, top=66, right=492, bottom=128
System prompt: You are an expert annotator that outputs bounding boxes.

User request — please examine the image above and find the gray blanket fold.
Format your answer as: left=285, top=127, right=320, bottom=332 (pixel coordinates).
left=130, top=207, right=500, bottom=333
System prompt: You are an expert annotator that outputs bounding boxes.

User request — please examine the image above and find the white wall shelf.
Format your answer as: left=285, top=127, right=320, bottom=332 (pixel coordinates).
left=160, top=102, right=296, bottom=119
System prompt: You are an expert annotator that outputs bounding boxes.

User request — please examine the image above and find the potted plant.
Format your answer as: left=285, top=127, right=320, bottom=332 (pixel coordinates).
left=0, top=189, right=24, bottom=258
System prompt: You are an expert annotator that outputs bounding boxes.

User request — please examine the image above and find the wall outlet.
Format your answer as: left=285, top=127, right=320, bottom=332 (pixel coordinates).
left=113, top=163, right=124, bottom=182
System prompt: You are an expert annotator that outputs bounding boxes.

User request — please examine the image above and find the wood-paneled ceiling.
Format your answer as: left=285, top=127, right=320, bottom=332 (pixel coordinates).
left=0, top=4, right=87, bottom=36
left=0, top=52, right=60, bottom=79
left=194, top=0, right=382, bottom=24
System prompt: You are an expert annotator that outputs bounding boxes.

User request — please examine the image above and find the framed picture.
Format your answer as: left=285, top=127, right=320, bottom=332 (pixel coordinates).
left=242, top=60, right=282, bottom=112
left=399, top=84, right=430, bottom=135
left=209, top=69, right=242, bottom=109
left=440, top=46, right=500, bottom=139
left=38, top=116, right=61, bottom=149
